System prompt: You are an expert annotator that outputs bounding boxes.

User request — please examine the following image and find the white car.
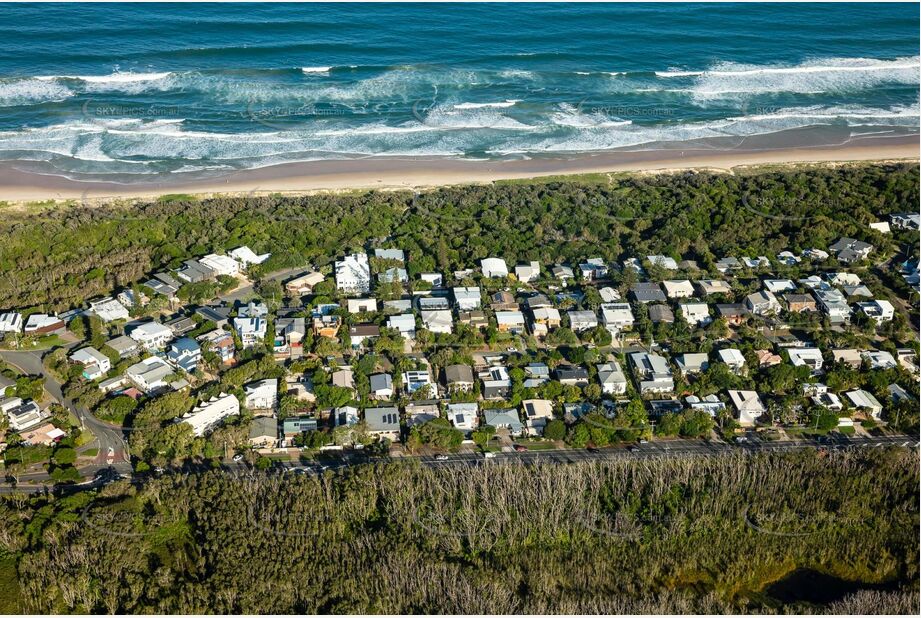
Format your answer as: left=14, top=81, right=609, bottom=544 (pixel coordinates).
left=232, top=454, right=244, bottom=462
left=435, top=454, right=449, bottom=461
left=484, top=452, right=497, bottom=459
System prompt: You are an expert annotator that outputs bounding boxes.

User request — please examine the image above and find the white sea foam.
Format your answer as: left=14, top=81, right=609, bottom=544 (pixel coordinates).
left=0, top=78, right=74, bottom=107
left=301, top=66, right=331, bottom=74
left=452, top=100, right=520, bottom=110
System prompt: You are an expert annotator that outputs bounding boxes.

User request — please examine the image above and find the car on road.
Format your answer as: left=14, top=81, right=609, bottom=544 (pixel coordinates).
left=638, top=439, right=648, bottom=444
left=506, top=347, right=517, bottom=352
left=434, top=454, right=449, bottom=461
left=106, top=447, right=115, bottom=463
left=586, top=446, right=600, bottom=453
left=513, top=444, right=528, bottom=452
left=232, top=454, right=244, bottom=463
left=484, top=452, right=497, bottom=459
left=628, top=445, right=638, bottom=453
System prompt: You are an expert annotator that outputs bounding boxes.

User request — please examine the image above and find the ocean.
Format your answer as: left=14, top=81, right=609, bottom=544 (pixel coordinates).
left=0, top=2, right=917, bottom=181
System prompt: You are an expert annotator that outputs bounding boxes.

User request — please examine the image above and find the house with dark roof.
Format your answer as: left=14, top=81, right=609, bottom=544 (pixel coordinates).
left=630, top=282, right=666, bottom=303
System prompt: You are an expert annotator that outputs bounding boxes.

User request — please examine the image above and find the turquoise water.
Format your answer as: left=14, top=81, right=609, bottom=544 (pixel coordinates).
left=0, top=3, right=916, bottom=179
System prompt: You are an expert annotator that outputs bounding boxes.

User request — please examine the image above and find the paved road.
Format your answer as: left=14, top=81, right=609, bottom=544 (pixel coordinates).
left=217, top=266, right=309, bottom=304
left=0, top=349, right=131, bottom=472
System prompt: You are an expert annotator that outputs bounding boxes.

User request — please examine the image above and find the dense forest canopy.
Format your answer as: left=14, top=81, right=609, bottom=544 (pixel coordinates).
left=0, top=450, right=917, bottom=613
left=0, top=162, right=917, bottom=312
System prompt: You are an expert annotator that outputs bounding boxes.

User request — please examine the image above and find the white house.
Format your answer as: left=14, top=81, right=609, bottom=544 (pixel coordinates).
left=846, top=389, right=883, bottom=419
left=229, top=245, right=270, bottom=265
left=129, top=322, right=174, bottom=350
left=126, top=356, right=174, bottom=393
left=369, top=373, right=394, bottom=399
left=495, top=311, right=526, bottom=335
left=199, top=253, right=240, bottom=277
left=515, top=261, right=541, bottom=283
left=763, top=279, right=796, bottom=294
left=234, top=316, right=267, bottom=349
left=567, top=310, right=598, bottom=332
left=662, top=280, right=694, bottom=298
left=347, top=298, right=378, bottom=313
left=481, top=257, right=509, bottom=278
left=744, top=290, right=781, bottom=315
left=857, top=300, right=895, bottom=324
left=181, top=393, right=240, bottom=437
left=680, top=303, right=712, bottom=327
left=70, top=347, right=111, bottom=380
left=788, top=347, right=824, bottom=374
left=420, top=310, right=453, bottom=334
left=717, top=348, right=746, bottom=374
left=600, top=303, right=634, bottom=333
left=452, top=286, right=482, bottom=311
left=387, top=313, right=416, bottom=338
left=728, top=390, right=766, bottom=426
left=336, top=253, right=371, bottom=294
left=244, top=379, right=278, bottom=410
left=630, top=352, right=674, bottom=394
left=596, top=361, right=628, bottom=395
left=0, top=313, right=22, bottom=333
left=88, top=297, right=130, bottom=322
left=447, top=402, right=479, bottom=435
left=646, top=255, right=679, bottom=270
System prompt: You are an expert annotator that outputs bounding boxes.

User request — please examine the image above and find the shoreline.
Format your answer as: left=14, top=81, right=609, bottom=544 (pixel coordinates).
left=0, top=133, right=917, bottom=205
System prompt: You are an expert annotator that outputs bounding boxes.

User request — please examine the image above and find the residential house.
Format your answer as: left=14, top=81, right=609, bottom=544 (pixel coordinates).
left=525, top=294, right=553, bottom=310
left=481, top=257, right=509, bottom=278
left=176, top=259, right=216, bottom=283
left=597, top=361, right=628, bottom=395
left=686, top=395, right=725, bottom=416
left=680, top=303, right=711, bottom=327
left=458, top=310, right=488, bottom=330
left=863, top=350, right=898, bottom=370
left=229, top=245, right=270, bottom=266
left=444, top=364, right=475, bottom=392
left=555, top=365, right=589, bottom=386
left=728, top=390, right=765, bottom=427
left=365, top=407, right=401, bottom=441
left=282, top=417, right=319, bottom=446
left=349, top=324, right=380, bottom=348
left=599, top=287, right=620, bottom=302
left=890, top=212, right=921, bottom=230
left=387, top=313, right=416, bottom=338
left=19, top=423, right=66, bottom=447
left=105, top=335, right=139, bottom=359
left=447, top=402, right=479, bottom=436
left=126, top=357, right=174, bottom=393
left=70, top=347, right=111, bottom=380
left=374, top=248, right=405, bottom=262
left=234, top=317, right=267, bottom=349
left=662, top=280, right=695, bottom=298
left=198, top=329, right=235, bottom=365
left=244, top=379, right=278, bottom=410
left=312, top=313, right=341, bottom=339
left=832, top=349, right=863, bottom=368
left=648, top=304, right=675, bottom=324
left=88, top=297, right=131, bottom=322
left=631, top=282, right=666, bottom=303
left=788, top=347, right=824, bottom=374
left=515, top=261, right=541, bottom=283
left=495, top=311, right=526, bottom=335
left=845, top=389, right=883, bottom=419
left=524, top=363, right=550, bottom=389
left=335, top=253, right=371, bottom=294
left=578, top=258, right=608, bottom=281
left=841, top=284, right=873, bottom=299
left=166, top=338, right=202, bottom=373
left=676, top=353, right=709, bottom=375
left=482, top=366, right=512, bottom=399
left=830, top=237, right=874, bottom=263
left=421, top=310, right=453, bottom=334
left=755, top=349, right=782, bottom=367
left=369, top=373, right=394, bottom=399
left=716, top=304, right=747, bottom=326
left=417, top=296, right=450, bottom=311
left=347, top=298, right=378, bottom=313
left=857, top=299, right=895, bottom=324
left=600, top=303, right=634, bottom=333
left=129, top=321, right=174, bottom=350
left=452, top=286, right=482, bottom=311
left=742, top=256, right=771, bottom=269
left=274, top=317, right=306, bottom=358
left=194, top=306, right=231, bottom=329
left=646, top=255, right=679, bottom=270
left=24, top=314, right=65, bottom=334
left=522, top=399, right=554, bottom=435
left=776, top=251, right=801, bottom=266
left=248, top=417, right=278, bottom=448
left=331, top=368, right=355, bottom=392
left=0, top=312, right=22, bottom=333
left=717, top=348, right=746, bottom=374
left=405, top=402, right=440, bottom=427
left=814, top=289, right=851, bottom=324
left=804, top=384, right=843, bottom=411
left=199, top=253, right=240, bottom=278
left=550, top=264, right=575, bottom=283
left=715, top=257, right=743, bottom=273
left=483, top=408, right=524, bottom=436
left=567, top=310, right=598, bottom=332
left=784, top=293, right=817, bottom=313
left=285, top=272, right=325, bottom=296
left=402, top=370, right=433, bottom=396
left=489, top=291, right=518, bottom=311
left=181, top=393, right=239, bottom=437
left=378, top=267, right=408, bottom=284
left=333, top=406, right=359, bottom=428
left=630, top=352, right=674, bottom=394
left=763, top=279, right=796, bottom=294
left=419, top=272, right=444, bottom=288
left=1, top=398, right=47, bottom=432
left=744, top=290, right=781, bottom=316
left=530, top=307, right=562, bottom=338
left=696, top=280, right=733, bottom=297
left=165, top=316, right=197, bottom=337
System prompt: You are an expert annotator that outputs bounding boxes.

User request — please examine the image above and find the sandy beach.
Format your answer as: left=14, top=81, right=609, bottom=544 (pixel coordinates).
left=0, top=133, right=917, bottom=205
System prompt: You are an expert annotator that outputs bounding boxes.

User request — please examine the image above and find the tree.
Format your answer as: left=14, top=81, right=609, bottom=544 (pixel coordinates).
left=543, top=419, right=566, bottom=440
left=471, top=424, right=496, bottom=449
left=52, top=446, right=77, bottom=466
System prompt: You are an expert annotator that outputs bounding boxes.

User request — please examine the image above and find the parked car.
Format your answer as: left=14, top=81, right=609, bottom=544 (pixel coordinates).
left=232, top=453, right=244, bottom=462
left=513, top=444, right=528, bottom=452
left=435, top=454, right=449, bottom=461
left=484, top=452, right=497, bottom=459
